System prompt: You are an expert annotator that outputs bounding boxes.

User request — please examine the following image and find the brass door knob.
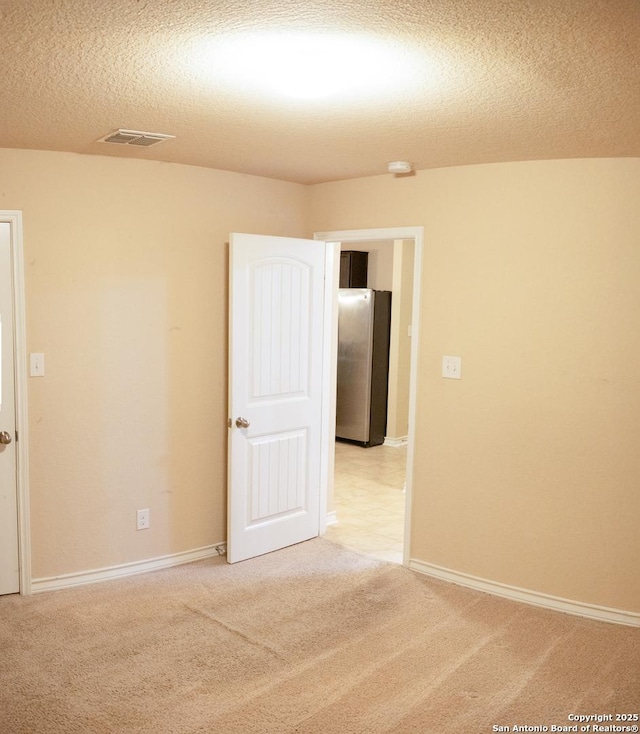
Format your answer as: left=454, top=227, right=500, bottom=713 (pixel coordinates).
left=235, top=417, right=250, bottom=429
left=0, top=431, right=13, bottom=445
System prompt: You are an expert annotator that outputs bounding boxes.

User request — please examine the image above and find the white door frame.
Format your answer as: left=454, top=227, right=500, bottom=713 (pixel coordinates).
left=314, top=226, right=423, bottom=566
left=1, top=211, right=31, bottom=594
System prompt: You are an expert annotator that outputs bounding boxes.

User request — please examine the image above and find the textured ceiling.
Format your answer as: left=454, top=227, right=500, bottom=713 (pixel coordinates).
left=1, top=0, right=638, bottom=184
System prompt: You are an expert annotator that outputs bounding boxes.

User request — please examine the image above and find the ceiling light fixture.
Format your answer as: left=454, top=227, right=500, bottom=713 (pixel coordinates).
left=198, top=32, right=416, bottom=101
left=387, top=161, right=413, bottom=174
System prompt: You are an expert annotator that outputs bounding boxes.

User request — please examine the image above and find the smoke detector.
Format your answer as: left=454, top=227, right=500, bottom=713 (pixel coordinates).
left=97, top=129, right=175, bottom=147
left=387, top=160, right=412, bottom=174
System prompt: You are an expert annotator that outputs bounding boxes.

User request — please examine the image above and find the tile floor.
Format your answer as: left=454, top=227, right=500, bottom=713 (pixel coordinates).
left=324, top=440, right=407, bottom=564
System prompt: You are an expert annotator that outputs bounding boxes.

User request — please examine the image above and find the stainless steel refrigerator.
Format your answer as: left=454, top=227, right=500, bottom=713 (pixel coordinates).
left=336, top=288, right=392, bottom=447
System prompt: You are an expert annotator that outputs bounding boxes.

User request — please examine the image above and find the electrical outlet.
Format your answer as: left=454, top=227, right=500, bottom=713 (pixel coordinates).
left=136, top=508, right=150, bottom=530
left=442, top=355, right=462, bottom=379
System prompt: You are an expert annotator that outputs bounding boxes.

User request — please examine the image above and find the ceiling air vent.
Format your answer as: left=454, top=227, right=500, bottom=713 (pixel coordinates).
left=97, top=129, right=175, bottom=147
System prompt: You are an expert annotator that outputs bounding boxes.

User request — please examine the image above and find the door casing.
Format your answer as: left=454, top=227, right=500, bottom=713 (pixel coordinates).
left=0, top=211, right=31, bottom=594
left=315, top=226, right=424, bottom=566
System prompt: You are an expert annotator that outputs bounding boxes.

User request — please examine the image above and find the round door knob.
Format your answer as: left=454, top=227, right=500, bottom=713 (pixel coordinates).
left=235, top=417, right=250, bottom=429
left=0, top=431, right=12, bottom=445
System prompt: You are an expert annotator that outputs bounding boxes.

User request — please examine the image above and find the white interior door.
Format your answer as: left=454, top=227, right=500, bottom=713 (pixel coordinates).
left=0, top=222, right=19, bottom=594
left=228, top=233, right=332, bottom=563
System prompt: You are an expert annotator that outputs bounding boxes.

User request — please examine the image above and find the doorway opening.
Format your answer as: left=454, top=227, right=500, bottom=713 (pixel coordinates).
left=327, top=439, right=407, bottom=563
left=314, top=227, right=423, bottom=566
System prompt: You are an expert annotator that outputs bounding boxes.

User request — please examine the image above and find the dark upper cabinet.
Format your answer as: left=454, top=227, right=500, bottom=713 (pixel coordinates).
left=339, top=250, right=368, bottom=288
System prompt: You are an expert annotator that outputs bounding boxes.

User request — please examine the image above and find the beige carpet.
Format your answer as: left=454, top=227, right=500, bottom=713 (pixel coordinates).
left=1, top=538, right=638, bottom=734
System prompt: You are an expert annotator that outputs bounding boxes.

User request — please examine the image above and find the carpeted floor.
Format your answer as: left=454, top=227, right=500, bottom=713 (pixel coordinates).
left=1, top=538, right=638, bottom=733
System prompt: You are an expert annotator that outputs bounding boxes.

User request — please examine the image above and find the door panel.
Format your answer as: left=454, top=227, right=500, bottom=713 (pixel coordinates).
left=247, top=430, right=306, bottom=524
left=228, top=234, right=327, bottom=563
left=0, top=222, right=19, bottom=594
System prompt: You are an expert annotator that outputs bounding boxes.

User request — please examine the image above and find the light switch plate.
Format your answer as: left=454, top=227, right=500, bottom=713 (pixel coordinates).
left=442, top=355, right=461, bottom=379
left=30, top=353, right=45, bottom=377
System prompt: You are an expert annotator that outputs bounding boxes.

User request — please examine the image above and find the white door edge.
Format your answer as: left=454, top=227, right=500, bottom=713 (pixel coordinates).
left=1, top=211, right=31, bottom=594
left=314, top=226, right=424, bottom=568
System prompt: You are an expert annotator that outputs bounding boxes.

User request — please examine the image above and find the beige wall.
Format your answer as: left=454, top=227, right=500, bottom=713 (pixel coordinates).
left=4, top=148, right=639, bottom=616
left=386, top=239, right=414, bottom=441
left=310, top=158, right=640, bottom=614
left=0, top=148, right=309, bottom=579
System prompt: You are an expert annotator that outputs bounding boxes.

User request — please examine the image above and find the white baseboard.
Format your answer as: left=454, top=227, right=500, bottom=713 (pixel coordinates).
left=410, top=558, right=640, bottom=628
left=384, top=436, right=408, bottom=447
left=326, top=511, right=338, bottom=526
left=31, top=543, right=223, bottom=594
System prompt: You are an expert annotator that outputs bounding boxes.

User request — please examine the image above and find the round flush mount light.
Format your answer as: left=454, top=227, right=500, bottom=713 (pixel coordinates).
left=387, top=161, right=413, bottom=174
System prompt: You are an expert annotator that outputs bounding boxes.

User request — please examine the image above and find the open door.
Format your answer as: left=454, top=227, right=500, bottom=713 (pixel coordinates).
left=227, top=233, right=335, bottom=563
left=0, top=222, right=19, bottom=594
